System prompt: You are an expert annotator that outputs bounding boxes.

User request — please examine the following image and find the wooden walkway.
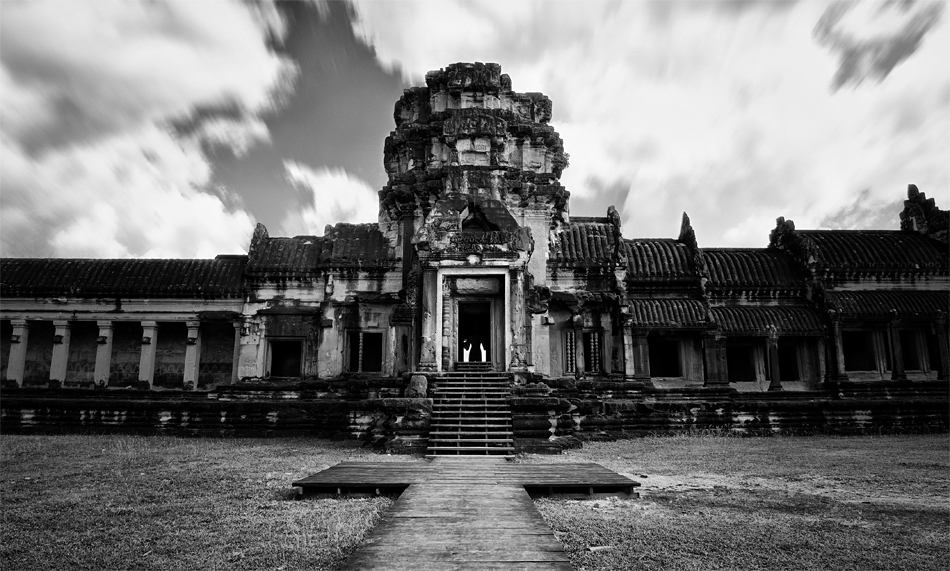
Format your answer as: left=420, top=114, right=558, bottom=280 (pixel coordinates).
left=293, top=457, right=639, bottom=570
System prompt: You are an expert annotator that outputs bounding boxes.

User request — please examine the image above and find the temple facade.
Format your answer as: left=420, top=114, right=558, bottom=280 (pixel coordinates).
left=2, top=62, right=948, bottom=398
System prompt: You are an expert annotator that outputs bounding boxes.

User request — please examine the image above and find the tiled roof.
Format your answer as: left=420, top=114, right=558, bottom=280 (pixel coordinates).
left=628, top=298, right=708, bottom=329
left=710, top=306, right=825, bottom=336
left=799, top=231, right=947, bottom=273
left=550, top=222, right=697, bottom=280
left=624, top=239, right=695, bottom=279
left=549, top=222, right=619, bottom=267
left=0, top=256, right=247, bottom=299
left=824, top=290, right=949, bottom=319
left=246, top=223, right=397, bottom=278
left=704, top=249, right=806, bottom=288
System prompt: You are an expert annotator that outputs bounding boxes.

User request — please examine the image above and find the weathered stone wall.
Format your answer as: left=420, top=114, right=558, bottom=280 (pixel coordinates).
left=198, top=322, right=234, bottom=388
left=23, top=321, right=53, bottom=386
left=109, top=322, right=141, bottom=388
left=65, top=321, right=98, bottom=387
left=0, top=391, right=432, bottom=454
left=510, top=381, right=949, bottom=447
left=153, top=322, right=187, bottom=389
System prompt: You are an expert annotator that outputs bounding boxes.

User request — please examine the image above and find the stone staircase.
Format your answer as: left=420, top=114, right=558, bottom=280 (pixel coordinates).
left=426, top=372, right=515, bottom=457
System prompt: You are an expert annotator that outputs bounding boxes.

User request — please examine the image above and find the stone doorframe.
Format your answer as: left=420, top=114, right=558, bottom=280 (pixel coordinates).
left=435, top=267, right=511, bottom=373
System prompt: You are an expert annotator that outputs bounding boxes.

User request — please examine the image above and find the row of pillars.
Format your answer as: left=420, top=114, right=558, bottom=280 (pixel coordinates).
left=5, top=319, right=240, bottom=388
left=625, top=328, right=786, bottom=390
left=828, top=318, right=949, bottom=381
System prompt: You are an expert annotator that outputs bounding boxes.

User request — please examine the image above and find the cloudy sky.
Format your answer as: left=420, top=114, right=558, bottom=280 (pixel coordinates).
left=1, top=0, right=947, bottom=259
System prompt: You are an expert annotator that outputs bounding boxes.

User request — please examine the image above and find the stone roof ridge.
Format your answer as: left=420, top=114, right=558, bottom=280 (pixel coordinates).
left=568, top=216, right=609, bottom=224
left=677, top=211, right=710, bottom=305
left=770, top=216, right=948, bottom=276
left=900, top=184, right=949, bottom=244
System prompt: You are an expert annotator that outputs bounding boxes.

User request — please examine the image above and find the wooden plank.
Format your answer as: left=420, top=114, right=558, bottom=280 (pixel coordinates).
left=339, top=483, right=573, bottom=571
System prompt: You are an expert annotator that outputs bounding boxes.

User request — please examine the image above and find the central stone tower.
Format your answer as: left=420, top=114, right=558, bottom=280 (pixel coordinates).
left=377, top=63, right=571, bottom=375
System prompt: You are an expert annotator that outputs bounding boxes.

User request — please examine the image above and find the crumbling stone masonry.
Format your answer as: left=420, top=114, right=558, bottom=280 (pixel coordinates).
left=1, top=63, right=947, bottom=443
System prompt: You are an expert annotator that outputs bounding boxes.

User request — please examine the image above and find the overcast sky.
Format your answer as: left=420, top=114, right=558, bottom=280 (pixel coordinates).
left=1, top=0, right=947, bottom=259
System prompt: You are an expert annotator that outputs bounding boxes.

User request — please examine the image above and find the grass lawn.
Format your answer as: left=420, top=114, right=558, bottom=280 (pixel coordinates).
left=1, top=435, right=418, bottom=571
left=526, top=434, right=950, bottom=571
left=2, top=434, right=948, bottom=571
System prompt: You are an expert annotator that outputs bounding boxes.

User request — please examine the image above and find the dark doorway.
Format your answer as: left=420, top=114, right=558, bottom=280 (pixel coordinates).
left=459, top=302, right=491, bottom=363
left=648, top=336, right=680, bottom=377
left=777, top=339, right=801, bottom=382
left=270, top=339, right=302, bottom=377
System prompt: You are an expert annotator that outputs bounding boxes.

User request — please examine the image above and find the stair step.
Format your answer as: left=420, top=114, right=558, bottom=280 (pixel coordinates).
left=427, top=372, right=515, bottom=456
left=431, top=424, right=511, bottom=429
left=426, top=446, right=515, bottom=456
left=429, top=427, right=511, bottom=438
left=431, top=415, right=511, bottom=420
left=426, top=446, right=515, bottom=452
left=433, top=401, right=510, bottom=405
left=429, top=438, right=514, bottom=448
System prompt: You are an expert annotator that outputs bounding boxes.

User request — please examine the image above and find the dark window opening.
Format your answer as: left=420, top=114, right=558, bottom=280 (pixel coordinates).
left=926, top=331, right=941, bottom=372
left=899, top=331, right=921, bottom=370
left=726, top=345, right=756, bottom=382
left=348, top=331, right=383, bottom=373
left=649, top=337, right=680, bottom=377
left=270, top=340, right=302, bottom=377
left=0, top=320, right=12, bottom=381
left=777, top=340, right=801, bottom=382
left=842, top=331, right=876, bottom=371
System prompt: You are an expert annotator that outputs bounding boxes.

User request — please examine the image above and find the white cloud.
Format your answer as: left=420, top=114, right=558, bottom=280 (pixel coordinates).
left=2, top=125, right=254, bottom=258
left=350, top=0, right=949, bottom=247
left=188, top=116, right=272, bottom=158
left=0, top=0, right=295, bottom=258
left=280, top=161, right=379, bottom=236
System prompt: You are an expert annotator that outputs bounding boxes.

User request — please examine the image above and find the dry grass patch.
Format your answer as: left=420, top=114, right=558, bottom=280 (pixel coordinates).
left=529, top=434, right=950, bottom=571
left=1, top=435, right=422, bottom=571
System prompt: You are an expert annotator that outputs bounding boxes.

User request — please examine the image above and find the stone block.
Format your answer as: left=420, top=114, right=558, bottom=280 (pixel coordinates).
left=406, top=374, right=428, bottom=398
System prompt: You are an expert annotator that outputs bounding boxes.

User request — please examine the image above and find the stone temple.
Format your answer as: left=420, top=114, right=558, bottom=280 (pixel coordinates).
left=1, top=63, right=948, bottom=451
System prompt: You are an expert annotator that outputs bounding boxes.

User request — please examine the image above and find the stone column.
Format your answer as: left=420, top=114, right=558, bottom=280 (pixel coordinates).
left=418, top=268, right=439, bottom=372
left=572, top=314, right=585, bottom=378
left=509, top=269, right=528, bottom=370
left=183, top=320, right=201, bottom=390
left=49, top=320, right=72, bottom=384
left=829, top=314, right=848, bottom=381
left=888, top=314, right=907, bottom=381
left=441, top=276, right=452, bottom=371
left=631, top=329, right=650, bottom=380
left=138, top=321, right=159, bottom=388
left=621, top=319, right=636, bottom=380
left=231, top=320, right=241, bottom=384
left=6, top=320, right=29, bottom=386
left=703, top=331, right=728, bottom=386
left=936, top=314, right=949, bottom=381
left=767, top=327, right=782, bottom=391
left=94, top=321, right=113, bottom=386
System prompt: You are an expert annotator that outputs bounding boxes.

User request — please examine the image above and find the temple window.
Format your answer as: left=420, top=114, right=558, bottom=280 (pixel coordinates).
left=725, top=338, right=765, bottom=382
left=899, top=330, right=922, bottom=371
left=347, top=331, right=383, bottom=373
left=566, top=330, right=603, bottom=374
left=777, top=339, right=801, bottom=382
left=268, top=339, right=302, bottom=377
left=926, top=331, right=941, bottom=372
left=842, top=330, right=878, bottom=371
